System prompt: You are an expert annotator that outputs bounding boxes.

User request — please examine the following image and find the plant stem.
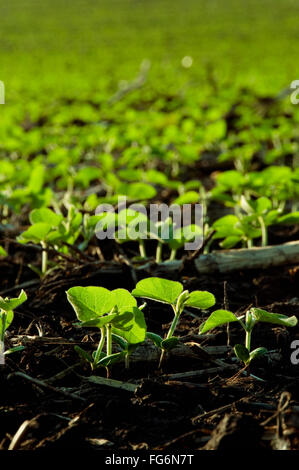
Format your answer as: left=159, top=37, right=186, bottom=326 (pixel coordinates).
left=159, top=306, right=180, bottom=368
left=245, top=329, right=251, bottom=352
left=247, top=238, right=253, bottom=248
left=156, top=241, right=163, bottom=263
left=93, top=328, right=105, bottom=366
left=0, top=311, right=6, bottom=362
left=166, top=312, right=180, bottom=340
left=168, top=249, right=177, bottom=261
left=139, top=239, right=146, bottom=258
left=258, top=216, right=267, bottom=247
left=125, top=353, right=129, bottom=369
left=106, top=324, right=112, bottom=356
left=158, top=350, right=166, bottom=369
left=1, top=311, right=6, bottom=344
left=41, top=241, right=48, bottom=274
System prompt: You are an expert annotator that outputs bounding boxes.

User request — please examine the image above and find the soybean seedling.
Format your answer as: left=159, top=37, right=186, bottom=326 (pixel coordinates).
left=115, top=208, right=148, bottom=259
left=0, top=290, right=27, bottom=360
left=132, top=277, right=215, bottom=367
left=148, top=217, right=202, bottom=263
left=66, top=286, right=146, bottom=375
left=18, top=207, right=82, bottom=275
left=199, top=307, right=298, bottom=368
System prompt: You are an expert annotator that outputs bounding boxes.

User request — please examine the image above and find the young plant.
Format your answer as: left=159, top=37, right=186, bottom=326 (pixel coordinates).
left=0, top=290, right=27, bottom=359
left=132, top=277, right=215, bottom=366
left=149, top=218, right=202, bottom=262
left=212, top=195, right=299, bottom=249
left=66, top=286, right=146, bottom=374
left=199, top=307, right=298, bottom=367
left=18, top=207, right=82, bottom=275
left=116, top=208, right=148, bottom=259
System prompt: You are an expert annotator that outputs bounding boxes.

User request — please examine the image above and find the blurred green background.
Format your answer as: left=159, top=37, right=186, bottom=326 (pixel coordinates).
left=1, top=0, right=299, bottom=99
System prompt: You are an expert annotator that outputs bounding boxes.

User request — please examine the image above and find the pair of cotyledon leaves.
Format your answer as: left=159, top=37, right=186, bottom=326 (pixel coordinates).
left=66, top=278, right=215, bottom=345
left=129, top=278, right=297, bottom=333
left=0, top=290, right=27, bottom=338
left=67, top=286, right=146, bottom=345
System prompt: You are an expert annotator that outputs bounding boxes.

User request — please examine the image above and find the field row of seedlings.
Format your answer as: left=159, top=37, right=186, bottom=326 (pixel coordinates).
left=1, top=81, right=299, bottom=450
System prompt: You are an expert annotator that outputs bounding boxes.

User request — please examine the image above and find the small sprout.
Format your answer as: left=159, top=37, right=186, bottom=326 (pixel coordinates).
left=132, top=277, right=215, bottom=366
left=0, top=290, right=27, bottom=359
left=18, top=207, right=82, bottom=275
left=66, top=286, right=146, bottom=375
left=116, top=208, right=148, bottom=259
left=200, top=307, right=298, bottom=368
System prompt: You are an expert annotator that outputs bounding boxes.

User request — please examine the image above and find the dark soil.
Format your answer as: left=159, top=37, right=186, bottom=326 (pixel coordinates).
left=0, top=233, right=299, bottom=451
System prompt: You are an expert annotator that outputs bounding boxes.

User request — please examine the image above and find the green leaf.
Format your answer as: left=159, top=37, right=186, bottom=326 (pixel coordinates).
left=199, top=310, right=239, bottom=334
left=220, top=236, right=242, bottom=249
left=204, top=119, right=226, bottom=143
left=79, top=313, right=118, bottom=329
left=116, top=209, right=148, bottom=241
left=278, top=212, right=299, bottom=225
left=92, top=350, right=105, bottom=363
left=112, top=311, right=135, bottom=330
left=234, top=344, right=250, bottom=363
left=169, top=225, right=202, bottom=250
left=173, top=191, right=199, bottom=205
left=249, top=347, right=268, bottom=363
left=265, top=210, right=280, bottom=225
left=112, top=288, right=137, bottom=313
left=3, top=345, right=25, bottom=356
left=111, top=334, right=128, bottom=351
left=0, top=310, right=14, bottom=338
left=30, top=208, right=63, bottom=226
left=74, top=345, right=93, bottom=364
left=145, top=170, right=169, bottom=186
left=251, top=308, right=298, bottom=327
left=161, top=337, right=180, bottom=350
left=185, top=291, right=215, bottom=310
left=118, top=182, right=157, bottom=200
left=98, top=352, right=125, bottom=367
left=112, top=307, right=146, bottom=344
left=146, top=332, right=163, bottom=348
left=27, top=164, right=45, bottom=194
left=18, top=223, right=52, bottom=243
left=132, top=277, right=183, bottom=305
left=0, top=290, right=27, bottom=312
left=255, top=197, right=272, bottom=214
left=212, top=215, right=243, bottom=239
left=216, top=171, right=246, bottom=189
left=66, top=286, right=115, bottom=322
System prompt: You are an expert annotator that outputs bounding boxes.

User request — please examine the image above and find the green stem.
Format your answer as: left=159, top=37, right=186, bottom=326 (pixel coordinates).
left=1, top=311, right=6, bottom=344
left=106, top=324, right=112, bottom=356
left=168, top=249, right=177, bottom=261
left=93, top=328, right=105, bottom=366
left=41, top=241, right=48, bottom=275
left=245, top=330, right=251, bottom=352
left=166, top=312, right=180, bottom=340
left=139, top=239, right=146, bottom=258
left=125, top=353, right=130, bottom=369
left=159, top=306, right=180, bottom=368
left=156, top=241, right=163, bottom=263
left=258, top=216, right=267, bottom=247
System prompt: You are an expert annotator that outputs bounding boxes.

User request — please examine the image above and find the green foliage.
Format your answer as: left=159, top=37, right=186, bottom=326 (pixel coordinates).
left=132, top=277, right=183, bottom=305
left=200, top=306, right=297, bottom=366
left=133, top=277, right=215, bottom=366
left=0, top=290, right=27, bottom=357
left=66, top=286, right=146, bottom=371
